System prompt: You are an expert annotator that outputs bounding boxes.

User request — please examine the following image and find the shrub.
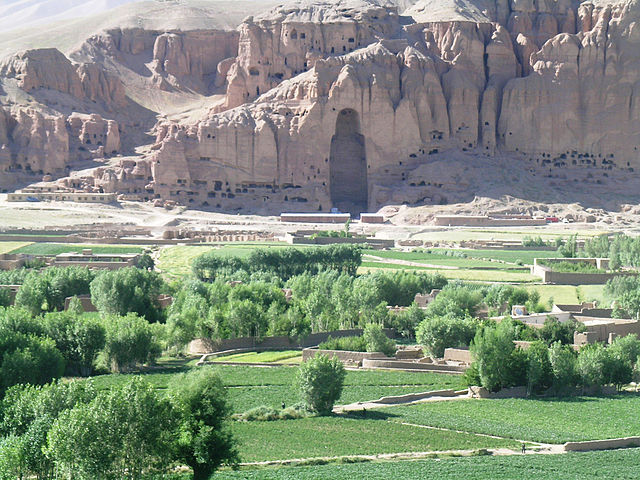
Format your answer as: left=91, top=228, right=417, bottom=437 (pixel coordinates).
left=240, top=405, right=279, bottom=421
left=363, top=323, right=396, bottom=357
left=237, top=404, right=310, bottom=421
left=318, top=335, right=367, bottom=352
left=298, top=354, right=346, bottom=415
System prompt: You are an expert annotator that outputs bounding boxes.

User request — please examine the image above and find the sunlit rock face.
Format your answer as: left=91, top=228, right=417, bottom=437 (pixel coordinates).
left=2, top=0, right=640, bottom=212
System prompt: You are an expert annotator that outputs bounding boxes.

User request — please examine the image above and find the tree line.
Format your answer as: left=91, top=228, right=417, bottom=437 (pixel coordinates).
left=0, top=368, right=237, bottom=480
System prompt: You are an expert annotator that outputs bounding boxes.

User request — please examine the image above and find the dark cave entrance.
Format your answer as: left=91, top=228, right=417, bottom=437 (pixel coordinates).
left=329, top=108, right=368, bottom=214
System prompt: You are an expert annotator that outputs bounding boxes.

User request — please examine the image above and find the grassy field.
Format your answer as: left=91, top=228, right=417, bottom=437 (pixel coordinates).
left=212, top=350, right=303, bottom=364
left=89, top=363, right=466, bottom=413
left=413, top=228, right=609, bottom=243
left=215, top=448, right=640, bottom=479
left=231, top=415, right=517, bottom=463
left=366, top=248, right=559, bottom=266
left=156, top=243, right=298, bottom=279
left=524, top=284, right=607, bottom=307
left=0, top=241, right=32, bottom=254
left=10, top=243, right=145, bottom=255
left=359, top=264, right=538, bottom=282
left=385, top=395, right=640, bottom=444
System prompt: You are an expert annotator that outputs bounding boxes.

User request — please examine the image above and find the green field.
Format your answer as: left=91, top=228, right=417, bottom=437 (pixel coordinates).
left=359, top=264, right=538, bottom=283
left=90, top=363, right=466, bottom=413
left=156, top=243, right=295, bottom=279
left=524, top=284, right=608, bottom=307
left=365, top=248, right=559, bottom=266
left=232, top=416, right=517, bottom=463
left=10, top=243, right=145, bottom=255
left=385, top=395, right=640, bottom=444
left=216, top=448, right=640, bottom=479
left=0, top=241, right=32, bottom=254
left=212, top=350, right=303, bottom=364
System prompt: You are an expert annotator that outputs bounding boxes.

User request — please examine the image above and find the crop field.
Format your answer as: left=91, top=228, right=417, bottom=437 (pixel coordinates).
left=156, top=243, right=300, bottom=278
left=365, top=248, right=559, bottom=266
left=232, top=415, right=517, bottom=462
left=212, top=350, right=303, bottom=364
left=0, top=241, right=31, bottom=254
left=524, top=284, right=607, bottom=306
left=385, top=395, right=640, bottom=444
left=359, top=263, right=538, bottom=283
left=412, top=228, right=607, bottom=243
left=9, top=243, right=145, bottom=255
left=90, top=363, right=466, bottom=413
left=215, top=448, right=640, bottom=479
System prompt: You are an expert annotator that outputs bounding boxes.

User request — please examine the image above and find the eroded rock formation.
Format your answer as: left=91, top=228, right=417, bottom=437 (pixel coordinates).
left=2, top=0, right=640, bottom=212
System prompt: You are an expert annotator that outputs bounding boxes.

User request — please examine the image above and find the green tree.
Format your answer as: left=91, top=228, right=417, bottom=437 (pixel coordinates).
left=297, top=354, right=346, bottom=415
left=102, top=314, right=161, bottom=372
left=90, top=267, right=164, bottom=322
left=169, top=368, right=239, bottom=480
left=15, top=267, right=94, bottom=314
left=0, top=380, right=96, bottom=479
left=549, top=341, right=578, bottom=394
left=470, top=321, right=516, bottom=392
left=0, top=288, right=11, bottom=308
left=46, top=378, right=175, bottom=479
left=577, top=344, right=609, bottom=391
left=526, top=341, right=553, bottom=395
left=362, top=322, right=396, bottom=357
left=42, top=312, right=106, bottom=376
left=416, top=313, right=476, bottom=358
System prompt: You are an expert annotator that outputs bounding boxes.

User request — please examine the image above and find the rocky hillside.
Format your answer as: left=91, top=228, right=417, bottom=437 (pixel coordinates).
left=1, top=0, right=640, bottom=215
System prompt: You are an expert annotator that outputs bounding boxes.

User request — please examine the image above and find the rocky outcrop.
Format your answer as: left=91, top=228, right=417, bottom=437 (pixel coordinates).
left=219, top=0, right=402, bottom=110
left=3, top=0, right=640, bottom=214
left=152, top=30, right=239, bottom=92
left=8, top=109, right=69, bottom=175
left=67, top=113, right=121, bottom=157
left=0, top=48, right=126, bottom=107
left=137, top=0, right=640, bottom=213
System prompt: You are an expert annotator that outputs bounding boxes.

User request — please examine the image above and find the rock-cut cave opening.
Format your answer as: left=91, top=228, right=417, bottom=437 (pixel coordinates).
left=329, top=108, right=368, bottom=214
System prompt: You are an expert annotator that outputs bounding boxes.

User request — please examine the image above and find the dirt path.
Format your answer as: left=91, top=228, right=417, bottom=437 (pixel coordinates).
left=238, top=444, right=565, bottom=468
left=334, top=392, right=469, bottom=413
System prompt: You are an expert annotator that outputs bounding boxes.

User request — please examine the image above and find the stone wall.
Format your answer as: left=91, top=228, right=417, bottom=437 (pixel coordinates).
left=187, top=328, right=396, bottom=355
left=443, top=348, right=472, bottom=364
left=531, top=260, right=635, bottom=285
left=563, top=437, right=640, bottom=452
left=361, top=358, right=465, bottom=373
left=302, top=348, right=388, bottom=364
left=468, top=386, right=527, bottom=398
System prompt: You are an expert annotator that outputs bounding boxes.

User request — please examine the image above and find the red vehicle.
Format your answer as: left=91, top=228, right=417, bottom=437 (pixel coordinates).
left=545, top=216, right=559, bottom=223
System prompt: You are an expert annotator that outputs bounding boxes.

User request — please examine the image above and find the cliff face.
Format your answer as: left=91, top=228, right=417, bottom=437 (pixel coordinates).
left=2, top=0, right=640, bottom=212
left=219, top=0, right=402, bottom=111
left=140, top=0, right=640, bottom=213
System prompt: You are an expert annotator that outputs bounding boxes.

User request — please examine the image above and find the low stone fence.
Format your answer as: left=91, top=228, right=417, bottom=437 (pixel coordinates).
left=188, top=329, right=396, bottom=355
left=531, top=263, right=635, bottom=285
left=563, top=436, right=640, bottom=452
left=443, top=348, right=472, bottom=364
left=468, top=386, right=527, bottom=399
left=371, top=389, right=461, bottom=404
left=361, top=358, right=466, bottom=373
left=288, top=236, right=394, bottom=249
left=302, top=348, right=388, bottom=365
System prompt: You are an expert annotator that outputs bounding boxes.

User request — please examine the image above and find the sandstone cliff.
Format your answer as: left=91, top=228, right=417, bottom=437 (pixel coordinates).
left=2, top=0, right=640, bottom=214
